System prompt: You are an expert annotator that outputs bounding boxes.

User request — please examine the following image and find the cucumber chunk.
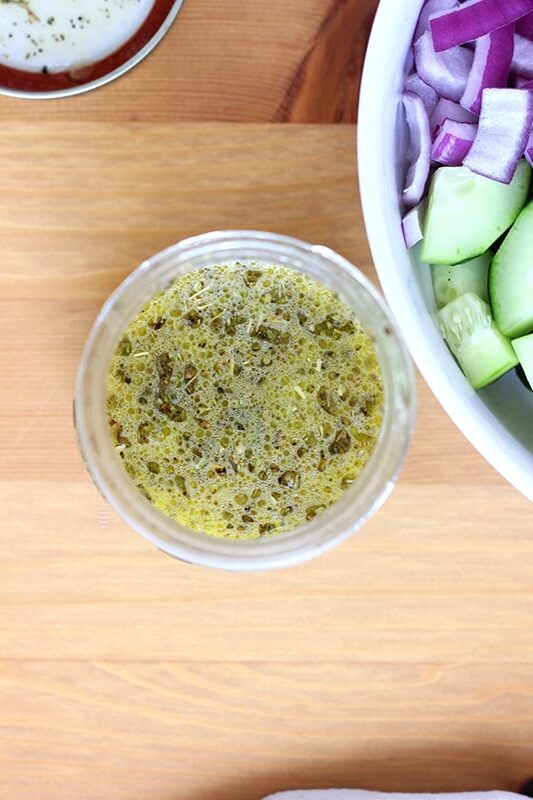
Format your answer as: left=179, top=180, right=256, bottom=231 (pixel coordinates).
left=512, top=333, right=533, bottom=391
left=489, top=200, right=533, bottom=339
left=432, top=251, right=491, bottom=309
left=437, top=292, right=518, bottom=389
left=420, top=160, right=530, bottom=265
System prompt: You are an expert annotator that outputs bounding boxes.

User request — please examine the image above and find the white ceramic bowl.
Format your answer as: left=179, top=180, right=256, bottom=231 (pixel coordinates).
left=358, top=0, right=533, bottom=501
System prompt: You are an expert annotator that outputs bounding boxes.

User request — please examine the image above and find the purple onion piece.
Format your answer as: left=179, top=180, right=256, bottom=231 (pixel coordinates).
left=402, top=91, right=432, bottom=206
left=431, top=119, right=477, bottom=164
left=430, top=0, right=533, bottom=52
left=431, top=98, right=478, bottom=134
left=405, top=72, right=440, bottom=116
left=526, top=129, right=533, bottom=167
left=513, top=75, right=533, bottom=88
left=402, top=200, right=428, bottom=248
left=464, top=88, right=533, bottom=182
left=517, top=11, right=533, bottom=38
left=512, top=34, right=533, bottom=79
left=405, top=49, right=415, bottom=76
left=415, top=31, right=474, bottom=101
left=414, top=0, right=458, bottom=41
left=431, top=98, right=478, bottom=131
left=460, top=25, right=515, bottom=115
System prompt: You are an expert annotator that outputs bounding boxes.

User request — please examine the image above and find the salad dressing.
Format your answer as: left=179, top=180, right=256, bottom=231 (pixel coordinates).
left=106, top=262, right=383, bottom=539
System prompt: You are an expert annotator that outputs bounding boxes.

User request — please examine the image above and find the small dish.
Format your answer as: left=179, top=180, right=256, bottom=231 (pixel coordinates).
left=0, top=0, right=184, bottom=99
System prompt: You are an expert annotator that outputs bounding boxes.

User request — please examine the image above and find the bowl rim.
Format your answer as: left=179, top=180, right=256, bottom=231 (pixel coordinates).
left=357, top=0, right=533, bottom=502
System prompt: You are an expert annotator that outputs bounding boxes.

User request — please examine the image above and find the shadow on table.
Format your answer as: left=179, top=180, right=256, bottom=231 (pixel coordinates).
left=170, top=743, right=533, bottom=800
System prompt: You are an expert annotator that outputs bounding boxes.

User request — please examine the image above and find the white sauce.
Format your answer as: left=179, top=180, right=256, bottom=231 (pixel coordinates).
left=0, top=0, right=156, bottom=74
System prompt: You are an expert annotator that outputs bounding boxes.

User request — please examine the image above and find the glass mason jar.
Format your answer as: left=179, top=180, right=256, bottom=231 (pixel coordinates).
left=75, top=230, right=415, bottom=570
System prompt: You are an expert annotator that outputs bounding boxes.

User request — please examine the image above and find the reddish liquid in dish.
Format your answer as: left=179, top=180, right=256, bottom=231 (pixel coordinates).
left=0, top=0, right=176, bottom=93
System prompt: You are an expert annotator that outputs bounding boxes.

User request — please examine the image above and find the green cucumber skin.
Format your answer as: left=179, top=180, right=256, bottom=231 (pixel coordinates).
left=432, top=252, right=491, bottom=309
left=420, top=161, right=531, bottom=265
left=490, top=200, right=533, bottom=339
left=512, top=333, right=533, bottom=391
left=438, top=292, right=518, bottom=389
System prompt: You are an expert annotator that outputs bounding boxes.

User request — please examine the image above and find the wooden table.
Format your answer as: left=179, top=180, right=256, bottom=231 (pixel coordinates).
left=1, top=3, right=532, bottom=799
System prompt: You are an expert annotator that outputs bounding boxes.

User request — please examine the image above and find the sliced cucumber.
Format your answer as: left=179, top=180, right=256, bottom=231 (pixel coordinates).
left=437, top=292, right=518, bottom=389
left=420, top=160, right=531, bottom=265
left=512, top=333, right=533, bottom=391
left=432, top=251, right=491, bottom=309
left=489, top=199, right=533, bottom=339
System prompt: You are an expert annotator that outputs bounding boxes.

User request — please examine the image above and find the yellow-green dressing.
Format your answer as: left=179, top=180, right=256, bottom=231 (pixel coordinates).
left=107, top=261, right=383, bottom=539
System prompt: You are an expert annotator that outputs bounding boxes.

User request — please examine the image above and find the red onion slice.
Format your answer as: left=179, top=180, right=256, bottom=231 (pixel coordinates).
left=402, top=200, right=428, bottom=248
left=464, top=88, right=533, bottom=182
left=517, top=11, right=533, bottom=38
left=415, top=0, right=458, bottom=41
left=415, top=30, right=474, bottom=101
left=431, top=119, right=477, bottom=164
left=512, top=34, right=533, bottom=79
left=430, top=0, right=533, bottom=52
left=526, top=129, right=533, bottom=167
left=405, top=73, right=440, bottom=116
left=431, top=98, right=478, bottom=134
left=513, top=75, right=533, bottom=88
left=402, top=91, right=432, bottom=206
left=460, top=25, right=515, bottom=115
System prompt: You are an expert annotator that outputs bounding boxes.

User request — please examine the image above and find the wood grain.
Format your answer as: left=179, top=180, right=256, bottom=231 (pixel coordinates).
left=0, top=0, right=378, bottom=124
left=2, top=662, right=533, bottom=800
left=1, top=124, right=532, bottom=800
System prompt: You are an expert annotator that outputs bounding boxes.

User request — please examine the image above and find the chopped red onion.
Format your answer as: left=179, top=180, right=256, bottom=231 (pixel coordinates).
left=517, top=11, right=533, bottom=38
left=402, top=200, right=428, bottom=248
left=414, top=0, right=458, bottom=41
left=526, top=129, right=533, bottom=167
left=415, top=31, right=474, bottom=101
left=460, top=25, right=515, bottom=114
left=430, top=0, right=533, bottom=53
left=431, top=119, right=477, bottom=164
left=402, top=91, right=432, bottom=206
left=512, top=34, right=533, bottom=79
left=464, top=88, right=533, bottom=182
left=405, top=72, right=440, bottom=116
left=513, top=75, right=533, bottom=88
left=431, top=97, right=478, bottom=132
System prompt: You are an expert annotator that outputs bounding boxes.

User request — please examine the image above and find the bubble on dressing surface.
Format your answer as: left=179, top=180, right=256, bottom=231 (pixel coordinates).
left=106, top=261, right=383, bottom=539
